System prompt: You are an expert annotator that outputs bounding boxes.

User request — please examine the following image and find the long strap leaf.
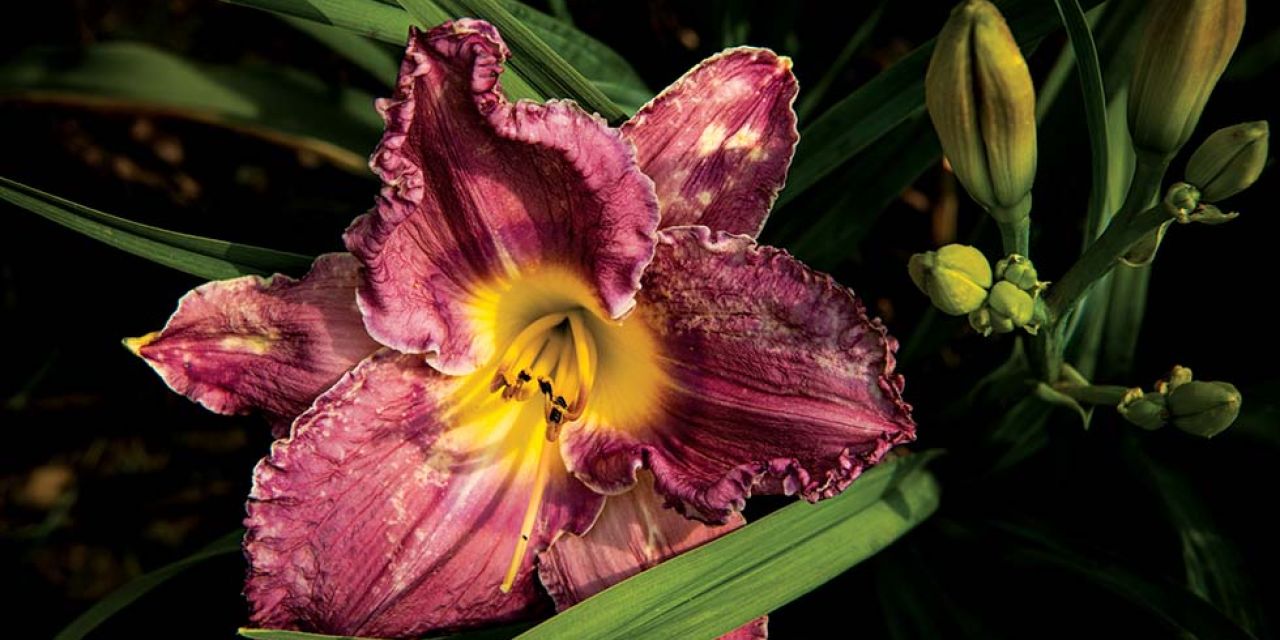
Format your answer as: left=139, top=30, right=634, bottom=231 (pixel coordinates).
left=55, top=530, right=244, bottom=640
left=518, top=452, right=939, bottom=639
left=2, top=177, right=314, bottom=280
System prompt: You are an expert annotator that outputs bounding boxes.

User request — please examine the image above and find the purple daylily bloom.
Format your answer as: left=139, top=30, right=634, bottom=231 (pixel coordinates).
left=127, top=19, right=914, bottom=639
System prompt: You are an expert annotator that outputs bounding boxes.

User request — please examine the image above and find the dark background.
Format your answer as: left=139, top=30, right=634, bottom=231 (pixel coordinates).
left=2, top=1, right=1277, bottom=638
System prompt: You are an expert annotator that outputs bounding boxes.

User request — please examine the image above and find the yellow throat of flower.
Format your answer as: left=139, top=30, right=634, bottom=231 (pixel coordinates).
left=458, top=266, right=665, bottom=593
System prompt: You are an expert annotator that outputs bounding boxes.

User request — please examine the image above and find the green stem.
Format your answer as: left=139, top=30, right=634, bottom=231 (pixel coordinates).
left=997, top=217, right=1032, bottom=257
left=1055, top=383, right=1129, bottom=405
left=1033, top=151, right=1170, bottom=382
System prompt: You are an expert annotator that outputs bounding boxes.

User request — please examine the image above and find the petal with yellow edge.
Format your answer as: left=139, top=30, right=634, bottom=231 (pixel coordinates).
left=126, top=253, right=377, bottom=437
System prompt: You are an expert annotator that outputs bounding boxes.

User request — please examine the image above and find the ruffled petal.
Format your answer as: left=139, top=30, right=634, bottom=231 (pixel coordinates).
left=126, top=253, right=377, bottom=437
left=562, top=227, right=915, bottom=522
left=244, top=350, right=605, bottom=638
left=622, top=48, right=798, bottom=238
left=538, top=474, right=767, bottom=639
left=345, top=20, right=659, bottom=375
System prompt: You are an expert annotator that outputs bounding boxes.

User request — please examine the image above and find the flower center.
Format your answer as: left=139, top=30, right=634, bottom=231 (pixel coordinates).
left=486, top=309, right=598, bottom=593
left=487, top=310, right=599, bottom=441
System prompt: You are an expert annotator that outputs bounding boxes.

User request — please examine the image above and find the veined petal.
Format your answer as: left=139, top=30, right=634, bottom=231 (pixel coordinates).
left=562, top=227, right=915, bottom=522
left=538, top=473, right=767, bottom=639
left=345, top=20, right=659, bottom=375
left=245, top=350, right=605, bottom=638
left=126, top=253, right=377, bottom=437
left=622, top=48, right=798, bottom=238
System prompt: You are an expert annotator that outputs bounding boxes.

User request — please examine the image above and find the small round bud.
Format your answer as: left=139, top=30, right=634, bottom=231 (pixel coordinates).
left=987, top=281, right=1035, bottom=327
left=925, top=0, right=1037, bottom=221
left=1118, top=388, right=1168, bottom=431
left=1186, top=121, right=1269, bottom=202
left=1167, top=380, right=1242, bottom=438
left=1128, top=0, right=1245, bottom=156
left=908, top=244, right=993, bottom=315
left=1164, top=182, right=1201, bottom=219
left=968, top=307, right=994, bottom=336
left=995, top=254, right=1039, bottom=291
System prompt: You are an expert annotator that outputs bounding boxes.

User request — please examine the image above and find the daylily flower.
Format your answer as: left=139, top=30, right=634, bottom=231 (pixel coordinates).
left=127, top=19, right=915, bottom=639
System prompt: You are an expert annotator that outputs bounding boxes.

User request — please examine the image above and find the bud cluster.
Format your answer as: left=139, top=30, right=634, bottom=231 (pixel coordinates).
left=969, top=254, right=1044, bottom=336
left=1117, top=366, right=1242, bottom=438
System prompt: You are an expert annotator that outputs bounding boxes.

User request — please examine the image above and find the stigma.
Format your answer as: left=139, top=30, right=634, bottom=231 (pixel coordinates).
left=488, top=310, right=598, bottom=441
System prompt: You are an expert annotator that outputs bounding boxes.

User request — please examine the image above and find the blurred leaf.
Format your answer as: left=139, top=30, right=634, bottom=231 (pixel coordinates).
left=795, top=0, right=885, bottom=123
left=874, top=543, right=1003, bottom=640
left=768, top=116, right=938, bottom=268
left=0, top=177, right=314, bottom=280
left=778, top=0, right=1105, bottom=209
left=283, top=16, right=401, bottom=86
left=1054, top=0, right=1109, bottom=246
left=0, top=41, right=382, bottom=173
left=1126, top=440, right=1267, bottom=636
left=228, top=0, right=647, bottom=115
left=1100, top=264, right=1150, bottom=378
left=1033, top=381, right=1092, bottom=429
left=986, top=521, right=1257, bottom=640
left=55, top=530, right=244, bottom=640
left=518, top=453, right=940, bottom=639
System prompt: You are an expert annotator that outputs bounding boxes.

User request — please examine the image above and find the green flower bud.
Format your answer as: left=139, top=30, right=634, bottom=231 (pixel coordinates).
left=968, top=307, right=995, bottom=336
left=1118, top=388, right=1168, bottom=431
left=908, top=244, right=993, bottom=315
left=1128, top=0, right=1246, bottom=156
left=1167, top=380, right=1241, bottom=438
left=995, top=254, right=1040, bottom=291
left=1164, top=182, right=1202, bottom=219
left=1186, top=121, right=1269, bottom=202
left=925, top=0, right=1037, bottom=221
left=1162, top=365, right=1194, bottom=393
left=987, top=281, right=1034, bottom=327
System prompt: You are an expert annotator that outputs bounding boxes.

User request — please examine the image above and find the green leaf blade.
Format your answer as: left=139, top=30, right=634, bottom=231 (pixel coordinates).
left=518, top=453, right=940, bottom=640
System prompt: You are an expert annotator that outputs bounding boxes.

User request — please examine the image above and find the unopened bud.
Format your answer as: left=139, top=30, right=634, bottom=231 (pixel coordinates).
left=1128, top=0, right=1246, bottom=156
left=987, top=281, right=1034, bottom=326
left=926, top=0, right=1037, bottom=222
left=1118, top=388, right=1168, bottom=431
left=909, top=244, right=992, bottom=315
left=1167, top=380, right=1242, bottom=438
left=1186, top=121, right=1269, bottom=202
left=995, top=254, right=1040, bottom=291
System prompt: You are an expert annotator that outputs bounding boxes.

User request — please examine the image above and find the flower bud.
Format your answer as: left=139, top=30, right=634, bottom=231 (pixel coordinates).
left=995, top=254, right=1040, bottom=291
left=1118, top=388, right=1168, bottom=431
left=1186, top=121, right=1269, bottom=202
left=987, top=281, right=1034, bottom=328
left=1167, top=380, right=1242, bottom=438
left=1128, top=0, right=1246, bottom=156
left=926, top=0, right=1037, bottom=222
left=909, top=244, right=993, bottom=315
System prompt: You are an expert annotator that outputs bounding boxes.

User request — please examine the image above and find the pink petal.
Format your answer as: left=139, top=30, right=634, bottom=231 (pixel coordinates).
left=623, top=48, right=798, bottom=238
left=538, top=473, right=767, bottom=639
left=562, top=227, right=915, bottom=522
left=345, top=20, right=659, bottom=375
left=245, top=350, right=605, bottom=638
left=127, top=253, right=377, bottom=437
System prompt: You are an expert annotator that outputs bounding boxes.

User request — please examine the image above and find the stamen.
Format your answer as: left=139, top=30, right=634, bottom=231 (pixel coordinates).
left=494, top=312, right=567, bottom=383
left=499, top=426, right=554, bottom=593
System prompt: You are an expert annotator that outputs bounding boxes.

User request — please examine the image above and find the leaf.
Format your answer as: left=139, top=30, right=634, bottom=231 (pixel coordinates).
left=987, top=521, right=1257, bottom=640
left=55, top=530, right=244, bottom=640
left=227, top=0, right=646, bottom=115
left=1122, top=437, right=1266, bottom=635
left=795, top=0, right=886, bottom=123
left=1033, top=381, right=1092, bottom=429
left=1053, top=0, right=1109, bottom=247
left=517, top=453, right=940, bottom=640
left=0, top=177, right=314, bottom=280
left=779, top=0, right=1106, bottom=210
left=0, top=41, right=382, bottom=173
left=282, top=16, right=402, bottom=86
